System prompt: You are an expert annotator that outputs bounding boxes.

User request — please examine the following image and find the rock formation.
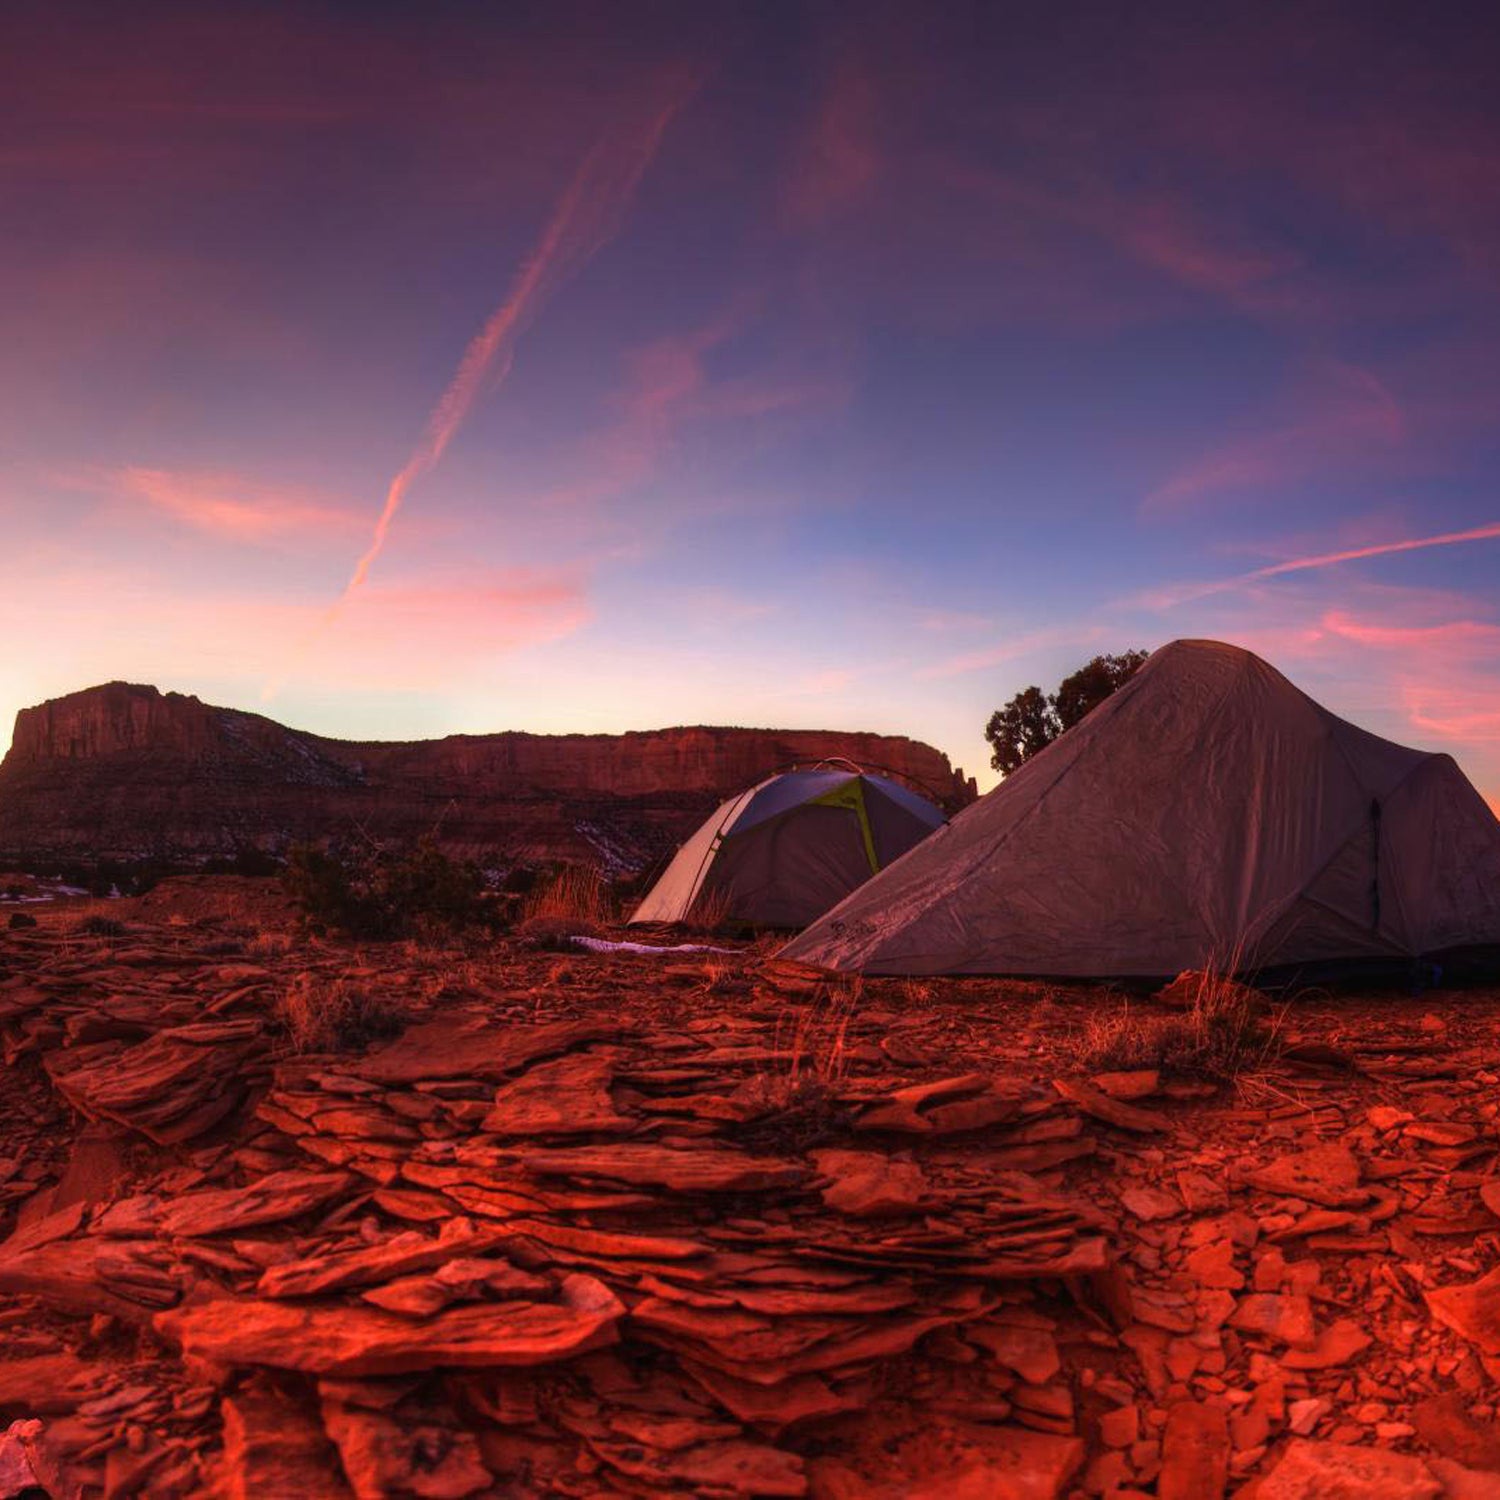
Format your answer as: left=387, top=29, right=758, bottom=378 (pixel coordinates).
left=0, top=682, right=976, bottom=868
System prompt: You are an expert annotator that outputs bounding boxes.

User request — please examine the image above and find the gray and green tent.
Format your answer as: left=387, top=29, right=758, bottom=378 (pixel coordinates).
left=629, top=767, right=946, bottom=929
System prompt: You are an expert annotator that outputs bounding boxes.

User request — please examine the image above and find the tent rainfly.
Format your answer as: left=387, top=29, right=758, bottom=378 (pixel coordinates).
left=630, top=767, right=946, bottom=930
left=783, top=639, right=1500, bottom=977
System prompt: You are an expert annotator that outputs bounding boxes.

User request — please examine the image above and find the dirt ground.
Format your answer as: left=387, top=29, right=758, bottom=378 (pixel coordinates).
left=2, top=877, right=1499, bottom=1497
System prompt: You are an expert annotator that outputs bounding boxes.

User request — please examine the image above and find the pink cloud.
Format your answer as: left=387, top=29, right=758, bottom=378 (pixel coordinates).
left=112, top=467, right=359, bottom=544
left=919, top=624, right=1109, bottom=680
left=1106, top=196, right=1300, bottom=306
left=1319, top=611, right=1500, bottom=652
left=534, top=302, right=849, bottom=519
left=781, top=65, right=881, bottom=228
left=0, top=560, right=590, bottom=711
left=350, top=573, right=591, bottom=655
left=1312, top=605, right=1500, bottom=748
left=1144, top=361, right=1405, bottom=513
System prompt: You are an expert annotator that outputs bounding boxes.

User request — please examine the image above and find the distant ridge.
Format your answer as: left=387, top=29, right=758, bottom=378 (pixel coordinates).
left=0, top=682, right=976, bottom=870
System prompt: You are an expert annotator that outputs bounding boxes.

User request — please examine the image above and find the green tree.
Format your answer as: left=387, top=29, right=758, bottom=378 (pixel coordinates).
left=1053, top=650, right=1149, bottom=731
left=984, top=685, right=1057, bottom=778
left=985, top=649, right=1148, bottom=776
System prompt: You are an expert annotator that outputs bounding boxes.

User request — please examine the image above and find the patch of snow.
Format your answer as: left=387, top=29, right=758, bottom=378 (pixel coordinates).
left=574, top=821, right=642, bottom=878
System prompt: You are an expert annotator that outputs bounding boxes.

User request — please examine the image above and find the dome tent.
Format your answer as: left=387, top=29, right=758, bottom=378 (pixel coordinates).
left=630, top=766, right=946, bottom=930
left=783, top=640, right=1500, bottom=977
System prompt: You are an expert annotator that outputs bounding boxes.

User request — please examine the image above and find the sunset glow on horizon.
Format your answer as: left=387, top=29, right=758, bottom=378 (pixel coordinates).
left=3, top=4, right=1500, bottom=803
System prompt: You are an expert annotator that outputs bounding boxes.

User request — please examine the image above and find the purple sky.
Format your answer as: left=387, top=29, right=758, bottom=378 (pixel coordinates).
left=2, top=2, right=1498, bottom=803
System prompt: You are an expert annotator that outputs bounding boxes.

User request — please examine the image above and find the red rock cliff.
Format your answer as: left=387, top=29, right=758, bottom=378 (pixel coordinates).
left=0, top=683, right=976, bottom=868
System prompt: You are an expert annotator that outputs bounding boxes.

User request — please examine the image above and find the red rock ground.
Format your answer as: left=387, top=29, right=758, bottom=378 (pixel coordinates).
left=1, top=878, right=1499, bottom=1497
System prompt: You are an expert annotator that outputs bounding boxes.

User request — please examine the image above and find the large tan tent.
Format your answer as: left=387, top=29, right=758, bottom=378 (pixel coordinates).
left=630, top=767, right=945, bottom=929
left=783, top=640, right=1500, bottom=977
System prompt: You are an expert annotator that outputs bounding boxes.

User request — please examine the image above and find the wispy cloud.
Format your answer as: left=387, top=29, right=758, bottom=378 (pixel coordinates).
left=530, top=298, right=850, bottom=521
left=781, top=64, right=880, bottom=228
left=111, top=467, right=357, bottom=544
left=1143, top=362, right=1405, bottom=514
left=918, top=624, right=1108, bottom=680
left=1316, top=605, right=1500, bottom=747
left=0, top=562, right=589, bottom=709
left=1138, top=519, right=1500, bottom=611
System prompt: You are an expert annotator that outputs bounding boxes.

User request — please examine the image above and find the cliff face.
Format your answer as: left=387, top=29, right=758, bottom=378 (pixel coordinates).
left=0, top=683, right=976, bottom=869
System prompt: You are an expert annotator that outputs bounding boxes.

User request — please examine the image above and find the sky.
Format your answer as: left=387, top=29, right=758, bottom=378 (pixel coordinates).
left=2, top=1, right=1499, bottom=805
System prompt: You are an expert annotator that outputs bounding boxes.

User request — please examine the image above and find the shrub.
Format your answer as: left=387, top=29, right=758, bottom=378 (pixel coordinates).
left=681, top=883, right=735, bottom=935
left=1078, top=971, right=1280, bottom=1081
left=75, top=914, right=126, bottom=938
left=273, top=973, right=406, bottom=1054
left=282, top=838, right=493, bottom=940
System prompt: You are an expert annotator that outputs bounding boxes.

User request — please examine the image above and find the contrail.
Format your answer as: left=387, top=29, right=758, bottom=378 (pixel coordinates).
left=263, top=80, right=692, bottom=699
left=1141, top=519, right=1500, bottom=610
left=1243, top=520, right=1500, bottom=581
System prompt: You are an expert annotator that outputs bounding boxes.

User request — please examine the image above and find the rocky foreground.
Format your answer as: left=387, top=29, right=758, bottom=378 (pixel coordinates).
left=2, top=888, right=1500, bottom=1496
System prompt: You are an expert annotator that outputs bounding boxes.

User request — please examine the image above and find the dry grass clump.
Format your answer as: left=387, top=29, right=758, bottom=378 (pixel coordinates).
left=246, top=929, right=296, bottom=958
left=678, top=884, right=735, bottom=935
left=522, top=864, right=612, bottom=924
left=701, top=955, right=751, bottom=998
left=273, top=973, right=406, bottom=1055
left=1078, top=970, right=1282, bottom=1081
left=740, top=979, right=864, bottom=1140
left=514, top=864, right=614, bottom=949
left=72, top=913, right=126, bottom=938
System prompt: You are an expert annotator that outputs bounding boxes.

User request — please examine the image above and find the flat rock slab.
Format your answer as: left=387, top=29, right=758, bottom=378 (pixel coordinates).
left=1281, top=1317, right=1371, bottom=1370
left=220, top=1387, right=352, bottom=1499
left=810, top=1149, right=927, bottom=1218
left=1090, top=1069, right=1160, bottom=1100
left=321, top=1396, right=491, bottom=1500
left=519, top=1143, right=806, bottom=1194
left=589, top=1435, right=806, bottom=1497
left=1157, top=1399, right=1228, bottom=1500
left=1119, top=1186, right=1183, bottom=1221
left=1244, top=1143, right=1366, bottom=1208
left=1229, top=1293, right=1317, bottom=1348
left=0, top=1352, right=102, bottom=1418
left=1243, top=1439, right=1442, bottom=1499
left=258, top=1219, right=507, bottom=1300
left=855, top=1075, right=1022, bottom=1135
left=1426, top=1266, right=1500, bottom=1355
left=0, top=1236, right=180, bottom=1321
left=1412, top=1392, right=1500, bottom=1471
left=352, top=1018, right=626, bottom=1085
left=808, top=1416, right=1083, bottom=1499
left=1052, top=1078, right=1166, bottom=1134
left=482, top=1051, right=634, bottom=1136
left=160, top=1170, right=352, bottom=1239
left=966, top=1320, right=1061, bottom=1385
left=156, top=1275, right=623, bottom=1376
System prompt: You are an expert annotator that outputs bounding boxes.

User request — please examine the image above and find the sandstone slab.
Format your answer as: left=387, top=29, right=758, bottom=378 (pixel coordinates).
left=1246, top=1439, right=1441, bottom=1499
left=156, top=1275, right=623, bottom=1376
left=1426, top=1266, right=1500, bottom=1355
